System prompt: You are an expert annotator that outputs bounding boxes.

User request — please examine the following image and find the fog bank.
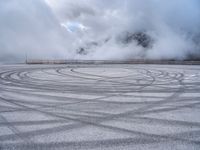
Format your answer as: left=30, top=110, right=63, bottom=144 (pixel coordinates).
left=0, top=0, right=200, bottom=62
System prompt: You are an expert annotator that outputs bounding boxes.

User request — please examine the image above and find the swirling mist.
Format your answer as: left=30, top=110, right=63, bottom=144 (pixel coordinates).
left=0, top=0, right=200, bottom=62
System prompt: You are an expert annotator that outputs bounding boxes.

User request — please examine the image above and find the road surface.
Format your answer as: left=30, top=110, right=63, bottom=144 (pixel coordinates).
left=0, top=64, right=200, bottom=150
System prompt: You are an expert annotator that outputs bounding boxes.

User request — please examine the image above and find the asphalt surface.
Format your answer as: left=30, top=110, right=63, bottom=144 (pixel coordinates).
left=0, top=64, right=200, bottom=150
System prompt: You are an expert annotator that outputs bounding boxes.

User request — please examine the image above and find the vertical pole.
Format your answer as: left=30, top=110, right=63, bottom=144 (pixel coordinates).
left=25, top=53, right=27, bottom=64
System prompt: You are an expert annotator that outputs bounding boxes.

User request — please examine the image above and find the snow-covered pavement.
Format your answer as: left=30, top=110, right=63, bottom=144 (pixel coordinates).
left=0, top=64, right=200, bottom=150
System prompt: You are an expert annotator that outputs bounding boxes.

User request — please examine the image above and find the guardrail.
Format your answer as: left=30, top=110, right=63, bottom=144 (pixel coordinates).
left=26, top=59, right=200, bottom=65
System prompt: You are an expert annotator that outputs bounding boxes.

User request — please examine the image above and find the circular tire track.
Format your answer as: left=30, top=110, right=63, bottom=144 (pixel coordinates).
left=0, top=64, right=200, bottom=150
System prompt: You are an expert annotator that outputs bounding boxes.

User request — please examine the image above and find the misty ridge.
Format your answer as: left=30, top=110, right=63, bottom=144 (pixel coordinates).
left=0, top=0, right=200, bottom=63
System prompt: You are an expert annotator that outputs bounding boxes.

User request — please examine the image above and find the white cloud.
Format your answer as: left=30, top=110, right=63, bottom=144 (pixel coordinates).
left=0, top=0, right=200, bottom=62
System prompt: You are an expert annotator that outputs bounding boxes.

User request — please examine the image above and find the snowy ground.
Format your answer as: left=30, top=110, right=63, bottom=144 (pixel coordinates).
left=0, top=64, right=200, bottom=150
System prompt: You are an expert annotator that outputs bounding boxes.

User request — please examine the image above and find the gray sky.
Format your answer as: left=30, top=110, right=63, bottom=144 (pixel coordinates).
left=0, top=0, right=200, bottom=62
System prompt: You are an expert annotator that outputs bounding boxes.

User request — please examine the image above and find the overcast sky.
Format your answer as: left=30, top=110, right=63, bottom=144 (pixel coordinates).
left=0, top=0, right=200, bottom=62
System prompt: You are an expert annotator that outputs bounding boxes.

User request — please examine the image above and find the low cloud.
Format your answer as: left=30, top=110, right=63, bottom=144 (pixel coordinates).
left=0, top=0, right=200, bottom=62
